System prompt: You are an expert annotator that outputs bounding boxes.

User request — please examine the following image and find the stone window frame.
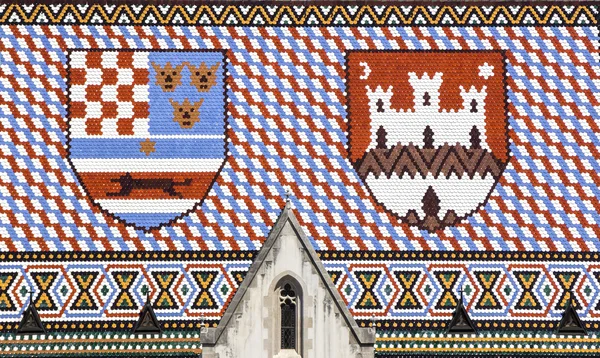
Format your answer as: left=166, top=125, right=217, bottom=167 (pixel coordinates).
left=271, top=274, right=304, bottom=356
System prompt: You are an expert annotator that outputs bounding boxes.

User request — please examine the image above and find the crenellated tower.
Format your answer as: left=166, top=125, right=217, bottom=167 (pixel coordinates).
left=366, top=72, right=488, bottom=151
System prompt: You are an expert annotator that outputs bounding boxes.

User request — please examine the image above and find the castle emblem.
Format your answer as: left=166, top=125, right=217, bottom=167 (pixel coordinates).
left=67, top=50, right=228, bottom=230
left=347, top=51, right=509, bottom=232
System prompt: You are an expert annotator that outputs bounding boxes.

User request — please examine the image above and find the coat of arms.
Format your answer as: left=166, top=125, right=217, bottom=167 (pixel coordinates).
left=67, top=50, right=228, bottom=230
left=347, top=51, right=509, bottom=232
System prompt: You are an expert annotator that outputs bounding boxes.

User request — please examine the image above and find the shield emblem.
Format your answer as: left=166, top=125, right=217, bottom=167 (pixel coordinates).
left=67, top=50, right=228, bottom=230
left=347, top=51, right=509, bottom=232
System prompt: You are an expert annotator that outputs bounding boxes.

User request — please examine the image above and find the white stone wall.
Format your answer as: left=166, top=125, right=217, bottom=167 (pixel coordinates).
left=202, top=220, right=374, bottom=358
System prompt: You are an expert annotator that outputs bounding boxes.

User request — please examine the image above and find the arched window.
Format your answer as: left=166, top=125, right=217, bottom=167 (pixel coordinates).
left=279, top=283, right=297, bottom=350
left=272, top=276, right=303, bottom=356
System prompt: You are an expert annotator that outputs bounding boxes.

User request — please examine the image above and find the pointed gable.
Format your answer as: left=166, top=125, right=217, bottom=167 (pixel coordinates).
left=447, top=293, right=477, bottom=335
left=201, top=201, right=375, bottom=357
left=17, top=297, right=46, bottom=335
left=133, top=295, right=162, bottom=334
left=557, top=298, right=587, bottom=336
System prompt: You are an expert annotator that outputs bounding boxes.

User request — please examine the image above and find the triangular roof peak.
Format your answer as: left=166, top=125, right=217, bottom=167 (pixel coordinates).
left=132, top=294, right=162, bottom=334
left=16, top=292, right=46, bottom=335
left=446, top=291, right=477, bottom=335
left=557, top=297, right=587, bottom=336
left=201, top=201, right=375, bottom=348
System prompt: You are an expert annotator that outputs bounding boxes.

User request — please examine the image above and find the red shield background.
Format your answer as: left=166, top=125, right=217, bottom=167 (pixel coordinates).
left=346, top=51, right=509, bottom=231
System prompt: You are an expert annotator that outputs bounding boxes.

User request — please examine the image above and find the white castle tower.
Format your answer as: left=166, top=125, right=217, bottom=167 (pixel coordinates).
left=363, top=72, right=498, bottom=230
left=366, top=72, right=488, bottom=151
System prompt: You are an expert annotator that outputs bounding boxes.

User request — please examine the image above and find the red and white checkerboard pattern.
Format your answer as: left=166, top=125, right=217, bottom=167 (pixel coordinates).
left=68, top=51, right=150, bottom=138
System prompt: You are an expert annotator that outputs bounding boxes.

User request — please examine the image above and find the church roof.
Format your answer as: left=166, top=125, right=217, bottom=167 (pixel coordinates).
left=0, top=2, right=597, bottom=357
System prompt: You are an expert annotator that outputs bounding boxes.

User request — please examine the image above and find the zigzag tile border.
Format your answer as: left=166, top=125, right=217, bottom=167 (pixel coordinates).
left=0, top=4, right=597, bottom=26
left=0, top=251, right=599, bottom=332
left=0, top=252, right=253, bottom=332
left=325, top=258, right=600, bottom=330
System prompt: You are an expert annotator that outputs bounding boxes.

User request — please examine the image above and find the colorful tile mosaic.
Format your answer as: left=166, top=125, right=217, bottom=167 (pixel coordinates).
left=0, top=18, right=598, bottom=252
left=324, top=257, right=600, bottom=327
left=66, top=49, right=228, bottom=230
left=0, top=252, right=597, bottom=331
left=0, top=3, right=598, bottom=355
left=0, top=253, right=252, bottom=331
